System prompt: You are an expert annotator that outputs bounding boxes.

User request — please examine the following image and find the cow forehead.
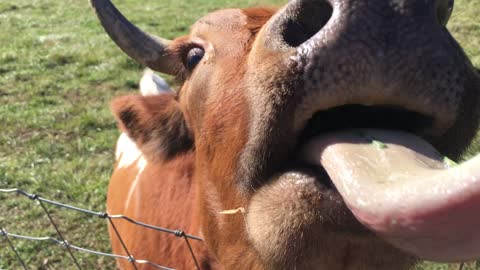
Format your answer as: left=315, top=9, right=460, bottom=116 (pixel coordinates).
left=191, top=9, right=249, bottom=36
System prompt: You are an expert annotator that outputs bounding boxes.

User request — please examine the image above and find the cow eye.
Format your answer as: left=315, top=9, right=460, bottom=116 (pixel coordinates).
left=436, top=0, right=454, bottom=25
left=185, top=47, right=205, bottom=70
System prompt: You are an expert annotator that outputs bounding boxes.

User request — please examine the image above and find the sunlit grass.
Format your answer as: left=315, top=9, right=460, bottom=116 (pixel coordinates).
left=0, top=0, right=478, bottom=269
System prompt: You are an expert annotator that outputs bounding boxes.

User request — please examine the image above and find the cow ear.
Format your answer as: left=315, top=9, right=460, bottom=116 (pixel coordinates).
left=110, top=94, right=193, bottom=161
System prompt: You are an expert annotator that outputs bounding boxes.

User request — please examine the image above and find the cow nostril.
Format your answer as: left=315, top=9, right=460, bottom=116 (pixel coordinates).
left=281, top=0, right=333, bottom=47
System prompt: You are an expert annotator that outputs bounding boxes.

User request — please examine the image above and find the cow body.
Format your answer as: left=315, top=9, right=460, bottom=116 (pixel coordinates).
left=91, top=0, right=480, bottom=269
left=108, top=74, right=214, bottom=269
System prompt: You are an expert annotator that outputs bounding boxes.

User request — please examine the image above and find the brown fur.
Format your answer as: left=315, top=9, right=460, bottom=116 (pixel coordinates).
left=108, top=153, right=218, bottom=269
left=111, top=94, right=193, bottom=161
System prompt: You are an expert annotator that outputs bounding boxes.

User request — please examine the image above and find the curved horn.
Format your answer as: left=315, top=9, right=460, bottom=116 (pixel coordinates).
left=90, top=0, right=176, bottom=75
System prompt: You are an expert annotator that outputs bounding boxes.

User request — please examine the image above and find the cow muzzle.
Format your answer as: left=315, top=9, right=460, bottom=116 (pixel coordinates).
left=257, top=0, right=471, bottom=135
left=245, top=0, right=480, bottom=264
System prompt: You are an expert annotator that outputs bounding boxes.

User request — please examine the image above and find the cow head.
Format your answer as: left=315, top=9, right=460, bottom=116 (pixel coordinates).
left=92, top=0, right=480, bottom=269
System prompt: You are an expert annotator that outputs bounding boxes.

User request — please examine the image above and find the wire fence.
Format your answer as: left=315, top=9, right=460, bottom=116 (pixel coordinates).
left=0, top=188, right=473, bottom=270
left=0, top=188, right=203, bottom=270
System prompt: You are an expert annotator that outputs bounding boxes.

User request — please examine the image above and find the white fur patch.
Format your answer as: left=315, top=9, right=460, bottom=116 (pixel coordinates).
left=140, top=68, right=172, bottom=96
left=115, top=133, right=149, bottom=209
left=124, top=156, right=147, bottom=209
left=115, top=70, right=170, bottom=209
left=116, top=133, right=143, bottom=169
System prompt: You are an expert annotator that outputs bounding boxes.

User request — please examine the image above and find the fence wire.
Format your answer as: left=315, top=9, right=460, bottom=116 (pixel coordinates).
left=0, top=188, right=203, bottom=270
left=0, top=188, right=471, bottom=270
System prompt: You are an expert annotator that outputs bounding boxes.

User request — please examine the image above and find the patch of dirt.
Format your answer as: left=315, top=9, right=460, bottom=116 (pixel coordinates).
left=0, top=89, right=9, bottom=96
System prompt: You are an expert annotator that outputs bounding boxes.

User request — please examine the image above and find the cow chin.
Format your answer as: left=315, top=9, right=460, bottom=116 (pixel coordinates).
left=246, top=172, right=416, bottom=270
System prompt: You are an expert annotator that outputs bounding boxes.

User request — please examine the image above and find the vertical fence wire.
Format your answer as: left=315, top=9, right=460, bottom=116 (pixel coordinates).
left=107, top=217, right=138, bottom=270
left=35, top=196, right=82, bottom=269
left=0, top=227, right=28, bottom=270
left=176, top=231, right=200, bottom=270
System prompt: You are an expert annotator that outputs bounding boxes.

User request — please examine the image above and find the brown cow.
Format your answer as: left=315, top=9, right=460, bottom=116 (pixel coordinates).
left=91, top=0, right=480, bottom=269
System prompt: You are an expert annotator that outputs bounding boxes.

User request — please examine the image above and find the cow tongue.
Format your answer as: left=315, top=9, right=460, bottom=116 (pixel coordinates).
left=301, top=129, right=480, bottom=262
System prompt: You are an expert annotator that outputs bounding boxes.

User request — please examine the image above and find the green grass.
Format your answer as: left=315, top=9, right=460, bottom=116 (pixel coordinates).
left=0, top=0, right=479, bottom=269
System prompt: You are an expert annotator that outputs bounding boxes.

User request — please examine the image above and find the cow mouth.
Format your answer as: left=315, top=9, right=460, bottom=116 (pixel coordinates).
left=290, top=105, right=433, bottom=187
left=261, top=104, right=480, bottom=262
left=298, top=105, right=434, bottom=144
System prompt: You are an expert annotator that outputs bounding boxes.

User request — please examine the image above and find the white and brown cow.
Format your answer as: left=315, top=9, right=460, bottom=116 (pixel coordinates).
left=91, top=0, right=480, bottom=269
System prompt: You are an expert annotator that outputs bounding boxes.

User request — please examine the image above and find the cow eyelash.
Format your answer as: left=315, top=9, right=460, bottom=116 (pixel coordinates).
left=172, top=42, right=205, bottom=82
left=176, top=43, right=205, bottom=68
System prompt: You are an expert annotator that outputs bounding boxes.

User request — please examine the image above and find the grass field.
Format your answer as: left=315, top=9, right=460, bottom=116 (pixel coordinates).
left=0, top=0, right=479, bottom=269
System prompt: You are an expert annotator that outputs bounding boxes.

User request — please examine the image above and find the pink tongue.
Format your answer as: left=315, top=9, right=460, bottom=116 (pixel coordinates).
left=302, top=129, right=480, bottom=262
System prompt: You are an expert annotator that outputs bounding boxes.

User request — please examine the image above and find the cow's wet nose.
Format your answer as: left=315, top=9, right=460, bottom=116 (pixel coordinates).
left=265, top=0, right=451, bottom=50
left=251, top=0, right=468, bottom=148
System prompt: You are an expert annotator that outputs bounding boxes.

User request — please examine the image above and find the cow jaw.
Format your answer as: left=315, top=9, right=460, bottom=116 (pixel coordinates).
left=246, top=125, right=480, bottom=268
left=246, top=155, right=416, bottom=270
